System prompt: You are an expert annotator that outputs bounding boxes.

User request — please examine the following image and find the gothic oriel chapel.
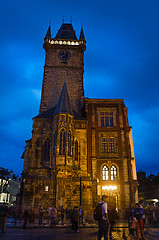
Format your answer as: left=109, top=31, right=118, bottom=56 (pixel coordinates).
left=22, top=22, right=138, bottom=214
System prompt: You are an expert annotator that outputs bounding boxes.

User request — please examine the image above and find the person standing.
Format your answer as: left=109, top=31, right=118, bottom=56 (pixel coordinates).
left=79, top=206, right=84, bottom=225
left=23, top=209, right=29, bottom=229
left=134, top=203, right=145, bottom=240
left=97, top=195, right=109, bottom=240
left=71, top=206, right=79, bottom=232
left=0, top=203, right=9, bottom=233
left=39, top=205, right=44, bottom=225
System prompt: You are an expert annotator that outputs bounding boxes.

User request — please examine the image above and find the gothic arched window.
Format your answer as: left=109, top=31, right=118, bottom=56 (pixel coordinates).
left=68, top=131, right=71, bottom=156
left=102, top=165, right=109, bottom=180
left=59, top=129, right=66, bottom=155
left=53, top=130, right=57, bottom=155
left=35, top=138, right=40, bottom=165
left=43, top=138, right=50, bottom=166
left=110, top=165, right=117, bottom=180
left=75, top=140, right=78, bottom=161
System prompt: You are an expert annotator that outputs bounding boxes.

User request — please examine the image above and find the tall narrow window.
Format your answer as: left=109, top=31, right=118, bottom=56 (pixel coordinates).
left=75, top=140, right=78, bottom=161
left=102, top=138, right=108, bottom=153
left=111, top=165, right=117, bottom=180
left=68, top=131, right=71, bottom=156
left=43, top=138, right=50, bottom=166
left=100, top=112, right=114, bottom=127
left=109, top=138, right=115, bottom=153
left=102, top=165, right=109, bottom=180
left=59, top=129, right=66, bottom=155
left=53, top=130, right=57, bottom=155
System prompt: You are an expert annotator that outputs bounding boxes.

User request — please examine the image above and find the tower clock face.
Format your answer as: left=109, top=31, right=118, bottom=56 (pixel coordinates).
left=58, top=51, right=71, bottom=60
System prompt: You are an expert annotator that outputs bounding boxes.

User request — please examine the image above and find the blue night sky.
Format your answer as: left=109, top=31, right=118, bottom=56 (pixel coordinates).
left=0, top=0, right=159, bottom=175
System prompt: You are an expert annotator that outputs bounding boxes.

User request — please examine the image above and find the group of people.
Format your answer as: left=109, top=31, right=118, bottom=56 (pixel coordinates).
left=96, top=195, right=157, bottom=240
left=1, top=198, right=158, bottom=238
left=125, top=202, right=146, bottom=239
left=21, top=205, right=84, bottom=230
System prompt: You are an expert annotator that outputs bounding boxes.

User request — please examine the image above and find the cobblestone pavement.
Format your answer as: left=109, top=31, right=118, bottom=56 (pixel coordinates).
left=0, top=227, right=130, bottom=240
left=1, top=227, right=159, bottom=240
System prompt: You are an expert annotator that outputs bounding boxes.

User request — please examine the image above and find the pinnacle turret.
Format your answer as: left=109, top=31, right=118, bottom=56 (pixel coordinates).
left=54, top=82, right=73, bottom=116
left=79, top=25, right=85, bottom=40
left=44, top=25, right=51, bottom=39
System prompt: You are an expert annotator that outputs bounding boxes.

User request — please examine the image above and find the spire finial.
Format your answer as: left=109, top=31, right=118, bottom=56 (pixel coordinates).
left=70, top=16, right=72, bottom=23
left=62, top=16, right=64, bottom=23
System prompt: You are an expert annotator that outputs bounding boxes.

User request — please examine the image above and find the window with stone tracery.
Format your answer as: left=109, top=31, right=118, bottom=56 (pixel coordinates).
left=59, top=129, right=66, bottom=155
left=102, top=165, right=109, bottom=180
left=110, top=165, right=117, bottom=180
left=101, top=138, right=115, bottom=153
left=68, top=131, right=71, bottom=156
left=53, top=130, right=57, bottom=155
left=43, top=138, right=50, bottom=166
left=100, top=112, right=114, bottom=127
left=75, top=140, right=78, bottom=161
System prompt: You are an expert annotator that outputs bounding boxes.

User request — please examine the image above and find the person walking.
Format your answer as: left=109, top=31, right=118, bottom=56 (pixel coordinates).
left=134, top=203, right=146, bottom=240
left=39, top=205, right=44, bottom=225
left=108, top=208, right=118, bottom=238
left=0, top=202, right=9, bottom=233
left=97, top=195, right=109, bottom=240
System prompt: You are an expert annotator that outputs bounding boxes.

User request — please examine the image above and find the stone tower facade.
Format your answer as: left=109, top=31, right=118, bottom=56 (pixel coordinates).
left=21, top=22, right=138, bottom=215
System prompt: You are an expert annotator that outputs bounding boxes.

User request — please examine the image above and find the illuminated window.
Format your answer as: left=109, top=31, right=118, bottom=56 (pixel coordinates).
left=68, top=131, right=71, bottom=156
left=45, top=186, right=49, bottom=191
left=101, top=112, right=114, bottom=127
left=101, top=138, right=115, bottom=153
left=75, top=140, right=78, bottom=161
left=102, top=166, right=109, bottom=180
left=111, top=165, right=117, bottom=180
left=59, top=129, right=66, bottom=155
left=43, top=138, right=50, bottom=166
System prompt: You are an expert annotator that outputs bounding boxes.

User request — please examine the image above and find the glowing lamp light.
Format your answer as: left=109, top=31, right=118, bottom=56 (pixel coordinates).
left=102, top=185, right=117, bottom=190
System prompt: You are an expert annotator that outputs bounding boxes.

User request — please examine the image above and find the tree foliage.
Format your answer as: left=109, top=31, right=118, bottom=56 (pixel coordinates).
left=137, top=171, right=159, bottom=201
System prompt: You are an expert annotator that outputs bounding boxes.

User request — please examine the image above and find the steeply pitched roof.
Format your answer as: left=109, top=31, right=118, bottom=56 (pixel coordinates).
left=54, top=82, right=73, bottom=115
left=34, top=105, right=57, bottom=119
left=45, top=25, right=51, bottom=39
left=34, top=83, right=87, bottom=120
left=79, top=26, right=85, bottom=40
left=55, top=23, right=77, bottom=40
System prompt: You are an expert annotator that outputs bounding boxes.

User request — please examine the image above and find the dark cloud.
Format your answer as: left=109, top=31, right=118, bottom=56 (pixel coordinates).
left=0, top=0, right=159, bottom=174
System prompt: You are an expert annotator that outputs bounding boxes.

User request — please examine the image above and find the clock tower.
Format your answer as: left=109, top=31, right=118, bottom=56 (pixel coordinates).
left=40, top=23, right=86, bottom=114
left=21, top=21, right=138, bottom=215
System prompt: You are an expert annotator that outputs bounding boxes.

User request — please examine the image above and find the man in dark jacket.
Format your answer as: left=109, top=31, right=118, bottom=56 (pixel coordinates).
left=71, top=206, right=79, bottom=232
left=0, top=203, right=9, bottom=233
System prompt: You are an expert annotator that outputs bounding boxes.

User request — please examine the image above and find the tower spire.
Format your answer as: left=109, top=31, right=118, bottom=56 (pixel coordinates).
left=79, top=23, right=85, bottom=40
left=44, top=24, right=51, bottom=39
left=54, top=82, right=73, bottom=116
